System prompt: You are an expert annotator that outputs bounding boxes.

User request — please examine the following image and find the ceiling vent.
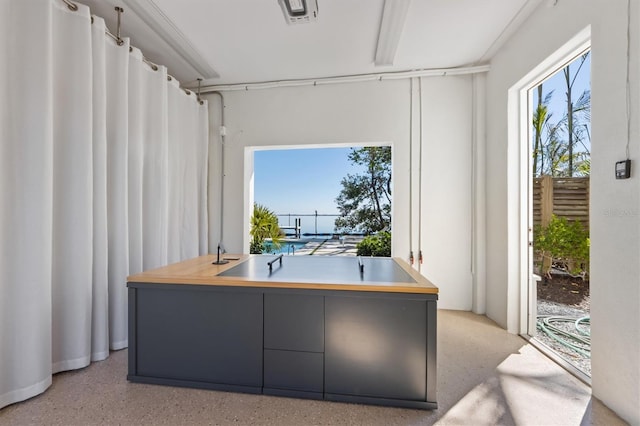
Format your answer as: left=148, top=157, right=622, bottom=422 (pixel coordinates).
left=279, top=0, right=318, bottom=25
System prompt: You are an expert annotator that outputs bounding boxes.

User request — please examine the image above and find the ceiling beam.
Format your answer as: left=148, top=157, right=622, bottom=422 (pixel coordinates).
left=374, top=0, right=412, bottom=66
left=477, top=0, right=544, bottom=63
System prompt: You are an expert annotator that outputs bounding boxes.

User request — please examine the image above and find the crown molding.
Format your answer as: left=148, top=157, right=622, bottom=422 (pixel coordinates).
left=122, top=0, right=219, bottom=79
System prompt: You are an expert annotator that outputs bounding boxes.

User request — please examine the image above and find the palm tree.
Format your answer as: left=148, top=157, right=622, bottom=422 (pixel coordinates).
left=250, top=203, right=283, bottom=254
left=543, top=86, right=590, bottom=177
left=532, top=85, right=554, bottom=177
left=563, top=52, right=590, bottom=176
left=568, top=89, right=591, bottom=176
left=532, top=87, right=568, bottom=177
left=531, top=52, right=591, bottom=178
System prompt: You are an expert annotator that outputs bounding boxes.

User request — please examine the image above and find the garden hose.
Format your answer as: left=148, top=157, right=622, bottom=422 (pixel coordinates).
left=537, top=315, right=591, bottom=358
left=575, top=316, right=590, bottom=336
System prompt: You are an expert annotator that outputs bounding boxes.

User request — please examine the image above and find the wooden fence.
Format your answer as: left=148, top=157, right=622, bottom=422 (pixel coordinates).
left=533, top=176, right=589, bottom=228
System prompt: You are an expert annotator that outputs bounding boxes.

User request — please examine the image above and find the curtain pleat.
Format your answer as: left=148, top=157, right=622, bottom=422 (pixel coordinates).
left=127, top=48, right=144, bottom=276
left=90, top=16, right=110, bottom=361
left=138, top=52, right=169, bottom=271
left=0, top=0, right=55, bottom=407
left=167, top=82, right=187, bottom=264
left=50, top=0, right=94, bottom=374
left=105, top=28, right=131, bottom=351
left=0, top=0, right=209, bottom=409
left=167, top=82, right=209, bottom=262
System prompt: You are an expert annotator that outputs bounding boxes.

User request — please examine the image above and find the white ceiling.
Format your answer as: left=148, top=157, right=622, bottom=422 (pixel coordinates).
left=78, top=0, right=542, bottom=87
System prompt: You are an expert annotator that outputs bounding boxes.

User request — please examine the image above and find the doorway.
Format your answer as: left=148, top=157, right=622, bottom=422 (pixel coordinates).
left=506, top=26, right=591, bottom=379
left=528, top=51, right=591, bottom=378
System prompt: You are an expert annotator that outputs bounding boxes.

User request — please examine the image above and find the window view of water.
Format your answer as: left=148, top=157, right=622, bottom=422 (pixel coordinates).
left=253, top=146, right=389, bottom=257
left=276, top=214, right=339, bottom=236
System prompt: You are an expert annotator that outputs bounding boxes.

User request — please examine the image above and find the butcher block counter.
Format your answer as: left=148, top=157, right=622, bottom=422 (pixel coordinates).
left=127, top=254, right=438, bottom=409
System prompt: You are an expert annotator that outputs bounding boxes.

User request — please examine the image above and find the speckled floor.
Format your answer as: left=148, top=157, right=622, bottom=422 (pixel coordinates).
left=0, top=310, right=625, bottom=426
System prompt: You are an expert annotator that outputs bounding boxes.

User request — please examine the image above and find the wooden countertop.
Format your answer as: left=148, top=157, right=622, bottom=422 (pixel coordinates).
left=127, top=254, right=438, bottom=295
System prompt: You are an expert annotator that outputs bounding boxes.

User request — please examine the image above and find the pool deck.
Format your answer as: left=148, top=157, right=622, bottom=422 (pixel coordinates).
left=293, top=236, right=363, bottom=256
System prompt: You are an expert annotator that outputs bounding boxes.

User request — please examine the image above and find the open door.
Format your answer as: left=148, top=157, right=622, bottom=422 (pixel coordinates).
left=526, top=51, right=592, bottom=378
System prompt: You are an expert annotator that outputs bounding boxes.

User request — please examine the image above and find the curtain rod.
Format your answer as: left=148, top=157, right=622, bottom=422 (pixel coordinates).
left=64, top=0, right=203, bottom=103
left=198, top=64, right=491, bottom=93
left=62, top=0, right=78, bottom=11
left=89, top=16, right=125, bottom=47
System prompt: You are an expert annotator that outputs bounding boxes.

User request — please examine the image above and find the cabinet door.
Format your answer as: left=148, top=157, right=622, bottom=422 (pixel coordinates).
left=135, top=287, right=263, bottom=386
left=264, top=349, right=323, bottom=392
left=325, top=296, right=427, bottom=401
left=264, top=293, right=324, bottom=352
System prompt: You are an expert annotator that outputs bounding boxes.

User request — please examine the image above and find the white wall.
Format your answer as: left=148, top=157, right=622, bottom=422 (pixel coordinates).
left=420, top=76, right=474, bottom=311
left=485, top=1, right=639, bottom=424
left=203, top=76, right=476, bottom=310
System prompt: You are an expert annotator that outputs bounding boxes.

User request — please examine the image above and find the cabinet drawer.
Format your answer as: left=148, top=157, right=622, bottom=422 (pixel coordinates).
left=264, top=293, right=324, bottom=352
left=264, top=349, right=323, bottom=393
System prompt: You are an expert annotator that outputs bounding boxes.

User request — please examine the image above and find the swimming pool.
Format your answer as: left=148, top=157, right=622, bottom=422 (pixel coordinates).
left=262, top=239, right=311, bottom=255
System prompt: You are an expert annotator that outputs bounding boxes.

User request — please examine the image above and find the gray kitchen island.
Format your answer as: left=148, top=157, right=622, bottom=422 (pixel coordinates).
left=127, top=254, right=438, bottom=409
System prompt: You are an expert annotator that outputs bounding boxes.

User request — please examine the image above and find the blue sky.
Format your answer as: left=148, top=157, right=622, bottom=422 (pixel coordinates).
left=254, top=146, right=363, bottom=214
left=254, top=147, right=365, bottom=234
left=532, top=52, right=591, bottom=154
left=536, top=53, right=590, bottom=114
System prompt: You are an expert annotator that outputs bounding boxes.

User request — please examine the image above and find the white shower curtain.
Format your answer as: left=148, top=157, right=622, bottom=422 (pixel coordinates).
left=0, top=0, right=209, bottom=409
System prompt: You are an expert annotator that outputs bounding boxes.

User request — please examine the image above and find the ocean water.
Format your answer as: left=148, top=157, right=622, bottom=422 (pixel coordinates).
left=277, top=215, right=338, bottom=235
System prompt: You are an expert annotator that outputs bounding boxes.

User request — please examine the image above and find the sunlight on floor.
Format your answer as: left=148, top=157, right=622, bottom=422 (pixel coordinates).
left=436, top=344, right=605, bottom=426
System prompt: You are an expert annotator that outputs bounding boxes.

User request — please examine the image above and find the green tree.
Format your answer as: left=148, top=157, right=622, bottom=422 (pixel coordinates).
left=531, top=52, right=591, bottom=178
left=334, top=147, right=391, bottom=234
left=250, top=203, right=283, bottom=254
left=532, top=85, right=556, bottom=177
left=563, top=52, right=591, bottom=177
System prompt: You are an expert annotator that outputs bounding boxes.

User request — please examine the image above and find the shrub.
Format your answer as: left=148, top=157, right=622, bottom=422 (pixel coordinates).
left=250, top=204, right=283, bottom=254
left=356, top=231, right=391, bottom=257
left=534, top=215, right=589, bottom=278
left=249, top=240, right=263, bottom=255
